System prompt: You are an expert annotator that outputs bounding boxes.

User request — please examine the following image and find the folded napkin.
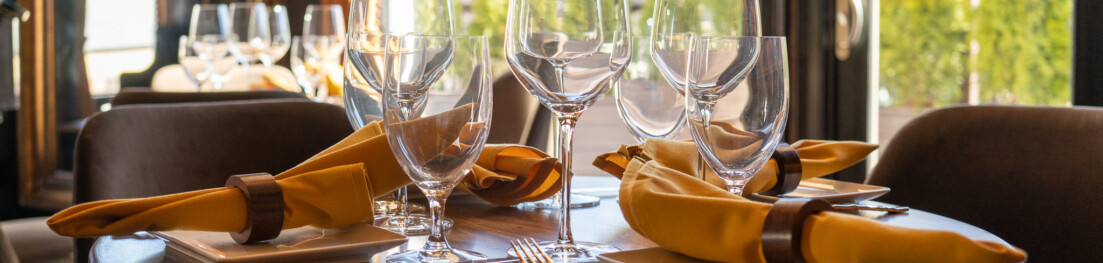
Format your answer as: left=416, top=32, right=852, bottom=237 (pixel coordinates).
left=594, top=139, right=878, bottom=196
left=48, top=113, right=561, bottom=237
left=619, top=157, right=1028, bottom=262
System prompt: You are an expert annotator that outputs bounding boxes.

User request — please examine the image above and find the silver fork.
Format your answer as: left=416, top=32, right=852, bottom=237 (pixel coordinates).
left=510, top=237, right=552, bottom=263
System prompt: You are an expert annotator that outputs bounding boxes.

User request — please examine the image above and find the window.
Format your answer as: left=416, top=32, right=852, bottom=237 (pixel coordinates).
left=84, top=0, right=155, bottom=96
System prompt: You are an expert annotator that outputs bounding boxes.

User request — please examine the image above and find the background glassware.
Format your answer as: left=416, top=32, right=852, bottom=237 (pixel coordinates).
left=178, top=35, right=209, bottom=91
left=344, top=0, right=457, bottom=235
left=382, top=34, right=489, bottom=263
left=291, top=36, right=325, bottom=100
left=650, top=0, right=762, bottom=179
left=259, top=4, right=291, bottom=69
left=228, top=2, right=270, bottom=70
left=301, top=4, right=345, bottom=102
left=504, top=0, right=631, bottom=260
left=685, top=36, right=788, bottom=195
left=188, top=3, right=234, bottom=90
left=615, top=36, right=686, bottom=142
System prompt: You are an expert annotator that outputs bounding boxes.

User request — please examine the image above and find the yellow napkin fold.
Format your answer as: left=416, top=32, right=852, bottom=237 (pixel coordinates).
left=48, top=117, right=561, bottom=237
left=619, top=158, right=1027, bottom=263
left=594, top=139, right=878, bottom=196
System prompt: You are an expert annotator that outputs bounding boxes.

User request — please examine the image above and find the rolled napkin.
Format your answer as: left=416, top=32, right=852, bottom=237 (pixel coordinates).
left=48, top=113, right=561, bottom=237
left=619, top=157, right=1028, bottom=262
left=594, top=139, right=878, bottom=196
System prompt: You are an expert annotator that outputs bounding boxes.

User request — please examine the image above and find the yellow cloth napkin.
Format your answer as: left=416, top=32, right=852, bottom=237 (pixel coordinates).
left=594, top=139, right=878, bottom=196
left=619, top=158, right=1028, bottom=263
left=48, top=117, right=561, bottom=237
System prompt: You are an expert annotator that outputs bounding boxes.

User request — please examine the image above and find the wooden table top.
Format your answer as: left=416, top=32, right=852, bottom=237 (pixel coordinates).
left=91, top=176, right=1010, bottom=263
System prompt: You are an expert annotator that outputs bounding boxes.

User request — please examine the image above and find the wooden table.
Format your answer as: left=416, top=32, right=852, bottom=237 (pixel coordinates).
left=90, top=177, right=1011, bottom=262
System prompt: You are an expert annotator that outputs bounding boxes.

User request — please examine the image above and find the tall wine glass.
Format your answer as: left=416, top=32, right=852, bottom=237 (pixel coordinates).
left=302, top=4, right=345, bottom=102
left=291, top=36, right=324, bottom=99
left=686, top=36, right=788, bottom=195
left=188, top=4, right=234, bottom=91
left=344, top=0, right=456, bottom=235
left=382, top=34, right=489, bottom=263
left=228, top=2, right=270, bottom=70
left=614, top=36, right=686, bottom=142
left=260, top=4, right=291, bottom=69
left=178, top=35, right=208, bottom=91
left=650, top=0, right=762, bottom=179
left=505, top=0, right=631, bottom=260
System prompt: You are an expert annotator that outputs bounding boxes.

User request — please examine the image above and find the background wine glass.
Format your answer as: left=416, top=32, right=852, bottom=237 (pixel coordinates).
left=505, top=0, right=631, bottom=260
left=188, top=3, right=234, bottom=91
left=259, top=4, right=291, bottom=69
left=615, top=36, right=686, bottom=142
left=650, top=0, right=762, bottom=179
left=685, top=36, right=788, bottom=195
left=302, top=4, right=345, bottom=102
left=290, top=36, right=324, bottom=99
left=228, top=2, right=270, bottom=71
left=382, top=34, right=488, bottom=263
left=178, top=35, right=209, bottom=91
left=344, top=0, right=456, bottom=235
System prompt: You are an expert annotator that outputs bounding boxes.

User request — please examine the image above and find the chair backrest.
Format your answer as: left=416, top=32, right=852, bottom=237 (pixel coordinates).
left=866, top=105, right=1103, bottom=262
left=110, top=88, right=307, bottom=107
left=72, top=99, right=353, bottom=262
left=0, top=224, right=18, bottom=263
left=487, top=73, right=543, bottom=145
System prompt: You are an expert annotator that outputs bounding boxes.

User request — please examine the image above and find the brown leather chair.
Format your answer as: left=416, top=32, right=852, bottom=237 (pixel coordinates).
left=866, top=105, right=1103, bottom=262
left=109, top=88, right=307, bottom=106
left=72, top=99, right=353, bottom=262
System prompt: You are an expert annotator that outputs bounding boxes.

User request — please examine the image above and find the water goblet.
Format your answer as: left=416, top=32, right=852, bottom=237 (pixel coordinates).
left=615, top=36, right=686, bottom=142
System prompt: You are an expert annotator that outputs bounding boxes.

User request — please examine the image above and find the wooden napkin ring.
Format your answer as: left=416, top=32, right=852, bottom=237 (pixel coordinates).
left=761, top=198, right=833, bottom=263
left=761, top=143, right=802, bottom=196
left=225, top=173, right=285, bottom=244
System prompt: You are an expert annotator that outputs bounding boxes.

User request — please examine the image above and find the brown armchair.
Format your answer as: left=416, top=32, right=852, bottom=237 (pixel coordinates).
left=866, top=105, right=1103, bottom=262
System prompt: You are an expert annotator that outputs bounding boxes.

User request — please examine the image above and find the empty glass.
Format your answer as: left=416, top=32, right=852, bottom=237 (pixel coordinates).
left=381, top=34, right=489, bottom=263
left=290, top=36, right=324, bottom=99
left=228, top=2, right=270, bottom=70
left=260, top=4, right=291, bottom=69
left=505, top=0, right=632, bottom=260
left=178, top=35, right=208, bottom=91
left=188, top=4, right=234, bottom=91
left=614, top=36, right=686, bottom=142
left=302, top=4, right=345, bottom=102
left=685, top=36, right=788, bottom=195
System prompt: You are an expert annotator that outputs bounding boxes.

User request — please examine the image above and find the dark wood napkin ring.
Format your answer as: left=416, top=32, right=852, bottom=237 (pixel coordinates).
left=761, top=198, right=833, bottom=263
left=225, top=173, right=284, bottom=244
left=761, top=143, right=802, bottom=196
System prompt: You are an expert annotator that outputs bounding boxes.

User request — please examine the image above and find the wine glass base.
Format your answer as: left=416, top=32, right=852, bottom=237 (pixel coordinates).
left=506, top=240, right=621, bottom=263
left=374, top=214, right=453, bottom=235
left=385, top=248, right=487, bottom=263
left=514, top=194, right=601, bottom=210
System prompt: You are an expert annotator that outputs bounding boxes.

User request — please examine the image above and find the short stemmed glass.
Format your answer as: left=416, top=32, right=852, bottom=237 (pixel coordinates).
left=505, top=0, right=632, bottom=260
left=344, top=0, right=457, bottom=235
left=685, top=36, right=788, bottom=195
left=614, top=36, right=686, bottom=142
left=381, top=34, right=490, bottom=263
left=188, top=4, right=234, bottom=91
left=228, top=2, right=270, bottom=71
left=259, top=4, right=291, bottom=69
left=651, top=0, right=761, bottom=179
left=178, top=36, right=209, bottom=91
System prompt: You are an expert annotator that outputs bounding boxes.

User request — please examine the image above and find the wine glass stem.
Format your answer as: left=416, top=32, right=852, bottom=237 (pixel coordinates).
left=726, top=179, right=749, bottom=196
left=555, top=113, right=581, bottom=246
left=422, top=189, right=453, bottom=256
left=396, top=186, right=410, bottom=218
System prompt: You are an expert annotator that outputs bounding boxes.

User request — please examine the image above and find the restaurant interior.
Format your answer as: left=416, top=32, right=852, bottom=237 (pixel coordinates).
left=1, top=0, right=1100, bottom=262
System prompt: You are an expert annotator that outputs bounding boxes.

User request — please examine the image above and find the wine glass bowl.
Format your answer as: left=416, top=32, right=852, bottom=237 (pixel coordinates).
left=686, top=36, right=789, bottom=196
left=260, top=4, right=291, bottom=69
left=228, top=2, right=270, bottom=66
left=615, top=36, right=686, bottom=142
left=188, top=4, right=234, bottom=91
left=382, top=34, right=491, bottom=263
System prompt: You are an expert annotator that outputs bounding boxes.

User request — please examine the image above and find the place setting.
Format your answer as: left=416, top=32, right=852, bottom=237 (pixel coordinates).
left=39, top=0, right=1030, bottom=263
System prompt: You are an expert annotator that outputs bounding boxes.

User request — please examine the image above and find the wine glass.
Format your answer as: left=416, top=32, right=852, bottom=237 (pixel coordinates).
left=188, top=4, right=234, bottom=91
left=228, top=2, right=270, bottom=70
left=344, top=0, right=457, bottom=235
left=178, top=35, right=209, bottom=91
left=302, top=4, right=345, bottom=102
left=505, top=0, right=631, bottom=260
left=290, top=36, right=324, bottom=99
left=259, top=4, right=291, bottom=69
left=614, top=36, right=686, bottom=142
left=650, top=0, right=761, bottom=179
left=381, top=34, right=489, bottom=263
left=685, top=36, right=788, bottom=195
